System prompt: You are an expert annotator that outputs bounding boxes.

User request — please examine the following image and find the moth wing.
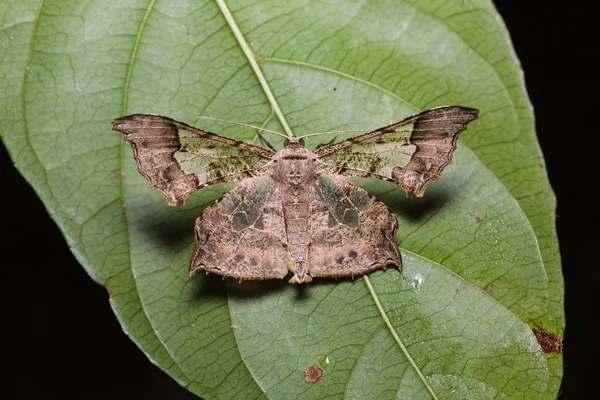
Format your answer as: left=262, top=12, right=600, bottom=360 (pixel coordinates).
left=112, top=114, right=275, bottom=205
left=308, top=174, right=401, bottom=279
left=314, top=106, right=479, bottom=197
left=190, top=176, right=290, bottom=281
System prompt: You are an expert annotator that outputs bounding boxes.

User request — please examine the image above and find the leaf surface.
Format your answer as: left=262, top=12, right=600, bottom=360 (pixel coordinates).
left=0, top=0, right=562, bottom=398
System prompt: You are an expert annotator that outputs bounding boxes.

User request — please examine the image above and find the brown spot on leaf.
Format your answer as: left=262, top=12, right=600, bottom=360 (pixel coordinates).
left=304, top=364, right=323, bottom=383
left=102, top=285, right=112, bottom=299
left=533, top=327, right=563, bottom=354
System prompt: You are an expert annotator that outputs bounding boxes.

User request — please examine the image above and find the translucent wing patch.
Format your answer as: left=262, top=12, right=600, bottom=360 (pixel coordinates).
left=112, top=114, right=275, bottom=205
left=314, top=106, right=479, bottom=197
left=308, top=174, right=401, bottom=279
left=190, top=176, right=289, bottom=281
left=314, top=175, right=374, bottom=228
left=218, top=177, right=274, bottom=231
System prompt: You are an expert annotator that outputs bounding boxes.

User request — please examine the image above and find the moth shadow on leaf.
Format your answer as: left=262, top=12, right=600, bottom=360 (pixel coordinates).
left=190, top=274, right=290, bottom=302
left=192, top=274, right=362, bottom=302
left=389, top=189, right=451, bottom=223
left=189, top=273, right=229, bottom=303
left=363, top=181, right=452, bottom=223
left=135, top=188, right=227, bottom=251
left=228, top=274, right=371, bottom=301
left=136, top=208, right=202, bottom=252
left=226, top=278, right=290, bottom=299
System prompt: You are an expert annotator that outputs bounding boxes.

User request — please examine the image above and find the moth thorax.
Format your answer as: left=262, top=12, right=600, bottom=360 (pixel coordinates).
left=276, top=148, right=314, bottom=186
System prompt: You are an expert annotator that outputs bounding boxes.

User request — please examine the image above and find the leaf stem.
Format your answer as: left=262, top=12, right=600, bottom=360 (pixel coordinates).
left=363, top=275, right=439, bottom=400
left=215, top=0, right=294, bottom=137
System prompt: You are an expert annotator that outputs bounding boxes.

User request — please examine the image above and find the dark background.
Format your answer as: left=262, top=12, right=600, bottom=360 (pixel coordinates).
left=1, top=2, right=590, bottom=399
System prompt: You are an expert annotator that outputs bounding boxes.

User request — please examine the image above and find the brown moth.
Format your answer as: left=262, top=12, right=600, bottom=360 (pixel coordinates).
left=112, top=106, right=478, bottom=283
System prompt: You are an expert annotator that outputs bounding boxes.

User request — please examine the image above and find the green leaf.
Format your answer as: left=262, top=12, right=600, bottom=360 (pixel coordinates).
left=1, top=0, right=563, bottom=399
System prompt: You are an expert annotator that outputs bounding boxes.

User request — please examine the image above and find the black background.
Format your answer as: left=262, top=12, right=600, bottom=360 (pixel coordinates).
left=1, top=2, right=591, bottom=399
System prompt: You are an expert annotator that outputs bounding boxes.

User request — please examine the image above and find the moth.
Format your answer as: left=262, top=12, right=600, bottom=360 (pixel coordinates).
left=112, top=106, right=478, bottom=283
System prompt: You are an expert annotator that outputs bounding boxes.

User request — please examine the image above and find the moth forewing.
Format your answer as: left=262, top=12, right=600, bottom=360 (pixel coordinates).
left=314, top=105, right=479, bottom=197
left=112, top=113, right=275, bottom=205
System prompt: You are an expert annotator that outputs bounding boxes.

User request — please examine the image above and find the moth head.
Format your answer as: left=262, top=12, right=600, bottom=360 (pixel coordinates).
left=283, top=137, right=305, bottom=148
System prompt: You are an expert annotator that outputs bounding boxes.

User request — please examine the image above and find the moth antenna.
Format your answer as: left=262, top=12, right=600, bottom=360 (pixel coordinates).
left=298, top=129, right=370, bottom=139
left=196, top=116, right=289, bottom=139
left=300, top=128, right=414, bottom=139
left=255, top=128, right=277, bottom=151
left=314, top=134, right=339, bottom=150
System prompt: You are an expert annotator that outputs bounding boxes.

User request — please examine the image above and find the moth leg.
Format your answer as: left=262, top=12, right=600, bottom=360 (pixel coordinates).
left=288, top=273, right=312, bottom=284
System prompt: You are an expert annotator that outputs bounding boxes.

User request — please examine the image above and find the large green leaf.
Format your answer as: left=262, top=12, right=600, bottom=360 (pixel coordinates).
left=1, top=0, right=563, bottom=399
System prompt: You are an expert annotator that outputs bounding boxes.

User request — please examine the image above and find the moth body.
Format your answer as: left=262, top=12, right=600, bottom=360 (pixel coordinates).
left=112, top=106, right=479, bottom=283
left=275, top=141, right=315, bottom=283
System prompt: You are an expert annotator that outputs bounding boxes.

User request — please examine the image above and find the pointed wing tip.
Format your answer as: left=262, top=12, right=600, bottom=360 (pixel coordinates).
left=464, top=106, right=480, bottom=119
left=111, top=113, right=170, bottom=128
left=111, top=114, right=144, bottom=133
left=111, top=117, right=123, bottom=131
left=434, top=104, right=480, bottom=113
left=431, top=105, right=480, bottom=122
left=456, top=106, right=480, bottom=123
